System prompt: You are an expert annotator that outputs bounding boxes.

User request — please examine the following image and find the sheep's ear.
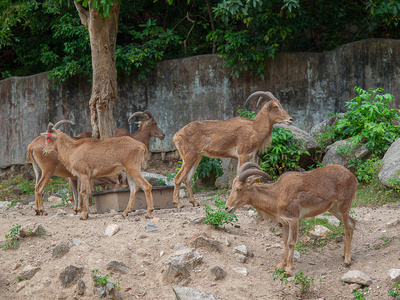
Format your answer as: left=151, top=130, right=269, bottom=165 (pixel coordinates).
left=245, top=176, right=261, bottom=186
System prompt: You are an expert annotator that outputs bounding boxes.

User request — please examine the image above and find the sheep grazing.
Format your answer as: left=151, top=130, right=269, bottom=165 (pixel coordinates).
left=41, top=120, right=154, bottom=220
left=225, top=162, right=358, bottom=276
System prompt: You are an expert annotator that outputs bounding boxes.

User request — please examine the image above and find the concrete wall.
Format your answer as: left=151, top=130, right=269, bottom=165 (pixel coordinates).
left=1, top=38, right=399, bottom=168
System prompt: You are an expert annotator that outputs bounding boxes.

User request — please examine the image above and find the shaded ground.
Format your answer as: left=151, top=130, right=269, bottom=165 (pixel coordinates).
left=0, top=186, right=399, bottom=299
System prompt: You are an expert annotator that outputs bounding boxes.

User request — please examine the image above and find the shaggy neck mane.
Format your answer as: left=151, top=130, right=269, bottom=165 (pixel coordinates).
left=252, top=102, right=275, bottom=154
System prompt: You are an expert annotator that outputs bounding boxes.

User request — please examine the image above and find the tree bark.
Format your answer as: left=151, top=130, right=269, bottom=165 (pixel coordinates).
left=74, top=1, right=120, bottom=139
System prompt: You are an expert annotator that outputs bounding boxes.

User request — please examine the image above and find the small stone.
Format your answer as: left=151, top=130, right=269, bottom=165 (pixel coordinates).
left=328, top=218, right=341, bottom=227
left=232, top=267, right=248, bottom=276
left=236, top=254, right=247, bottom=263
left=160, top=251, right=165, bottom=257
left=225, top=237, right=231, bottom=247
left=341, top=270, right=372, bottom=286
left=310, top=225, right=332, bottom=238
left=136, top=248, right=148, bottom=257
left=248, top=210, right=258, bottom=217
left=59, top=265, right=84, bottom=288
left=43, top=278, right=52, bottom=286
left=12, top=263, right=21, bottom=271
left=185, top=233, right=221, bottom=252
left=138, top=271, right=146, bottom=276
left=173, top=243, right=186, bottom=251
left=349, top=283, right=361, bottom=292
left=17, top=265, right=41, bottom=281
left=106, top=260, right=130, bottom=274
left=97, top=287, right=106, bottom=297
left=189, top=217, right=206, bottom=225
left=144, top=222, right=159, bottom=232
left=19, top=224, right=45, bottom=238
left=104, top=224, right=120, bottom=236
left=76, top=279, right=86, bottom=295
left=48, top=195, right=62, bottom=202
left=209, top=266, right=226, bottom=281
left=172, top=285, right=221, bottom=300
left=15, top=281, right=26, bottom=292
left=58, top=292, right=68, bottom=300
left=294, top=250, right=301, bottom=259
left=109, top=209, right=118, bottom=216
left=52, top=244, right=70, bottom=258
left=71, top=238, right=84, bottom=246
left=234, top=245, right=248, bottom=256
left=387, top=220, right=400, bottom=228
left=388, top=269, right=400, bottom=283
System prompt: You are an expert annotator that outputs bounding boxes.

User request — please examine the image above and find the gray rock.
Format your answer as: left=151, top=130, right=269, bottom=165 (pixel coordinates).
left=173, top=243, right=186, bottom=251
left=97, top=287, right=106, bottom=297
left=232, top=267, right=248, bottom=276
left=19, top=223, right=45, bottom=238
left=76, top=279, right=86, bottom=295
left=144, top=222, right=159, bottom=232
left=185, top=233, right=221, bottom=252
left=322, top=140, right=370, bottom=166
left=105, top=281, right=116, bottom=297
left=17, top=265, right=41, bottom=281
left=71, top=238, right=84, bottom=246
left=58, top=292, right=68, bottom=300
left=163, top=249, right=203, bottom=284
left=388, top=269, right=400, bottom=283
left=294, top=250, right=301, bottom=259
left=215, top=158, right=237, bottom=189
left=310, top=115, right=342, bottom=142
left=105, top=260, right=130, bottom=274
left=52, top=244, right=70, bottom=258
left=142, top=172, right=175, bottom=186
left=234, top=245, right=248, bottom=256
left=209, top=266, right=226, bottom=281
left=310, top=225, right=332, bottom=238
left=379, top=138, right=400, bottom=188
left=188, top=217, right=206, bottom=225
left=104, top=224, right=120, bottom=236
left=0, top=201, right=10, bottom=208
left=59, top=265, right=84, bottom=288
left=22, top=195, right=35, bottom=205
left=173, top=285, right=221, bottom=300
left=341, top=270, right=372, bottom=286
left=236, top=254, right=247, bottom=263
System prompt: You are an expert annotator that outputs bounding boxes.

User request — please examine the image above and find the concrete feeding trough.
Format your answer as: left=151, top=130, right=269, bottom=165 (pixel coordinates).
left=91, top=186, right=175, bottom=213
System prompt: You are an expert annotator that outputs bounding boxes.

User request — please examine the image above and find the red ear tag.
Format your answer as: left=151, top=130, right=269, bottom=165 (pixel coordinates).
left=47, top=133, right=52, bottom=137
left=46, top=138, right=50, bottom=142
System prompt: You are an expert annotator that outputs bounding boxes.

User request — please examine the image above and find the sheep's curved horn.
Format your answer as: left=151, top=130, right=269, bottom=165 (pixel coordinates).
left=238, top=169, right=272, bottom=182
left=128, top=112, right=149, bottom=122
left=52, top=120, right=72, bottom=130
left=143, top=110, right=153, bottom=119
left=238, top=162, right=262, bottom=175
left=245, top=91, right=275, bottom=107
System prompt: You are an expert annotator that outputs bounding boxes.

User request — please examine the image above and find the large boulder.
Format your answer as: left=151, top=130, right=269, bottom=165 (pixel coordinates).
left=378, top=138, right=400, bottom=188
left=274, top=124, right=320, bottom=168
left=310, top=114, right=344, bottom=143
left=322, top=140, right=370, bottom=167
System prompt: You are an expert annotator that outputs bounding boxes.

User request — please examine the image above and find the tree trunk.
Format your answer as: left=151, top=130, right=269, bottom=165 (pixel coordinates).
left=74, top=1, right=120, bottom=139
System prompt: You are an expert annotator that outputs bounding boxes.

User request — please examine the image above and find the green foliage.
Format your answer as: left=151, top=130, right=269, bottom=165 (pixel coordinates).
left=296, top=217, right=345, bottom=254
left=260, top=127, right=309, bottom=179
left=194, top=157, right=223, bottom=182
left=332, top=87, right=400, bottom=156
left=238, top=108, right=256, bottom=119
left=91, top=269, right=112, bottom=287
left=204, top=195, right=238, bottom=228
left=353, top=287, right=369, bottom=300
left=16, top=180, right=35, bottom=195
left=389, top=283, right=400, bottom=298
left=2, top=1, right=399, bottom=81
left=272, top=269, right=314, bottom=293
left=155, top=178, right=166, bottom=185
left=293, top=269, right=315, bottom=292
left=1, top=224, right=21, bottom=249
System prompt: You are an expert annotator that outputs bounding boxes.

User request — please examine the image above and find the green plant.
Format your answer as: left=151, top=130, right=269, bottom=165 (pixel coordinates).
left=156, top=178, right=166, bottom=185
left=204, top=195, right=238, bottom=229
left=293, top=269, right=314, bottom=292
left=296, top=217, right=345, bottom=254
left=7, top=199, right=20, bottom=208
left=16, top=180, right=35, bottom=195
left=353, top=287, right=369, bottom=300
left=260, top=127, right=310, bottom=178
left=91, top=269, right=112, bottom=287
left=1, top=224, right=21, bottom=249
left=193, top=157, right=223, bottom=182
left=50, top=182, right=71, bottom=208
left=332, top=87, right=400, bottom=157
left=272, top=269, right=314, bottom=293
left=389, top=283, right=400, bottom=298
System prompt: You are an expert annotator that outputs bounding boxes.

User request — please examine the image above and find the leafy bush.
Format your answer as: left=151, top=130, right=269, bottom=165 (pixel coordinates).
left=238, top=108, right=310, bottom=177
left=389, top=283, right=400, bottom=298
left=332, top=86, right=400, bottom=156
left=272, top=269, right=315, bottom=293
left=204, top=196, right=238, bottom=228
left=260, top=127, right=309, bottom=178
left=194, top=157, right=223, bottom=182
left=1, top=224, right=21, bottom=249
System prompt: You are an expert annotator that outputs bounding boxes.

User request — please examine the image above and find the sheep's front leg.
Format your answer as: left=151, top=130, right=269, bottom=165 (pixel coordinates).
left=276, top=223, right=289, bottom=271
left=79, top=177, right=91, bottom=220
left=284, top=221, right=299, bottom=276
left=121, top=174, right=139, bottom=217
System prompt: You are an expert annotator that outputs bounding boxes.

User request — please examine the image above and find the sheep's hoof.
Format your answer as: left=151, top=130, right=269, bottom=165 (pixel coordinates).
left=344, top=262, right=351, bottom=267
left=42, top=211, right=48, bottom=216
left=79, top=213, right=88, bottom=220
left=190, top=200, right=200, bottom=207
left=145, top=214, right=153, bottom=219
left=174, top=203, right=184, bottom=209
left=121, top=211, right=128, bottom=217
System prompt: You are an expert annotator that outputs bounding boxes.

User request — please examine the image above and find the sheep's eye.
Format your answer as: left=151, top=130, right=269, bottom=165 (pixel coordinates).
left=236, top=188, right=241, bottom=192
left=274, top=105, right=279, bottom=109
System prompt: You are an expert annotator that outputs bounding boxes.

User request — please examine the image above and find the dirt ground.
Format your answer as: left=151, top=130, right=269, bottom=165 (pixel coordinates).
left=0, top=170, right=400, bottom=299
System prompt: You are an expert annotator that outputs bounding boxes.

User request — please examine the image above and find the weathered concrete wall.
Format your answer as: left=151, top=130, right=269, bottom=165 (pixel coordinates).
left=1, top=38, right=399, bottom=168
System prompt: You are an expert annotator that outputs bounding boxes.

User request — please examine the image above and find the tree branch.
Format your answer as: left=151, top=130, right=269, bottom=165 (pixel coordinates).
left=74, top=1, right=90, bottom=28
